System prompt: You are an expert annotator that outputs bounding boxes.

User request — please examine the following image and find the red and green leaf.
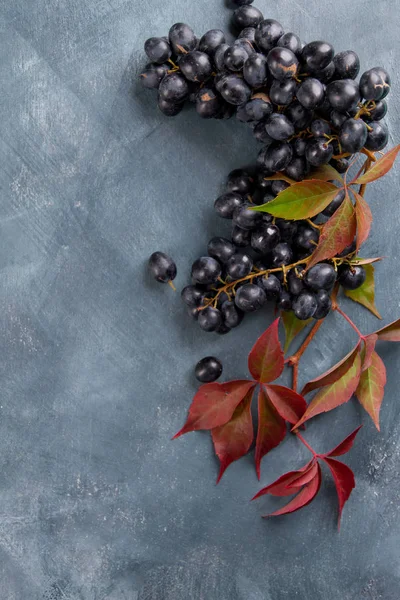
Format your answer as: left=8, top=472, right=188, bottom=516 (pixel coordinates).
left=301, top=342, right=361, bottom=396
left=350, top=257, right=384, bottom=266
left=294, top=351, right=362, bottom=429
left=310, top=164, right=344, bottom=183
left=212, top=387, right=254, bottom=483
left=281, top=311, right=313, bottom=353
left=323, top=425, right=363, bottom=457
left=353, top=144, right=400, bottom=185
left=322, top=457, right=355, bottom=529
left=253, top=180, right=340, bottom=220
left=306, top=192, right=357, bottom=270
left=264, top=384, right=307, bottom=425
left=374, top=318, right=400, bottom=342
left=354, top=192, right=373, bottom=252
left=248, top=318, right=284, bottom=383
left=355, top=350, right=386, bottom=430
left=361, top=334, right=378, bottom=371
left=252, top=460, right=314, bottom=499
left=265, top=463, right=322, bottom=518
left=344, top=263, right=382, bottom=319
left=255, top=386, right=286, bottom=479
left=173, top=380, right=256, bottom=438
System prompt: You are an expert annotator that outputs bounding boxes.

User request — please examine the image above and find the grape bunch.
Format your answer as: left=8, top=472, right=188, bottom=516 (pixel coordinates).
left=144, top=3, right=391, bottom=335
left=179, top=166, right=365, bottom=334
left=140, top=6, right=391, bottom=169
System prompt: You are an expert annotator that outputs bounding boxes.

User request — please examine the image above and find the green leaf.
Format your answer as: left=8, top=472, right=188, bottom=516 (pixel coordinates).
left=253, top=180, right=340, bottom=220
left=353, top=145, right=400, bottom=184
left=356, top=350, right=386, bottom=430
left=344, top=263, right=382, bottom=319
left=293, top=351, right=362, bottom=429
left=310, top=164, right=344, bottom=183
left=354, top=192, right=373, bottom=252
left=374, top=318, right=400, bottom=342
left=306, top=193, right=356, bottom=270
left=281, top=311, right=313, bottom=353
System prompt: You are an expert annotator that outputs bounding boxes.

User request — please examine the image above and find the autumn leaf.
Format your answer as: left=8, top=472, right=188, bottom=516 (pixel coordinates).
left=310, top=164, right=344, bottom=183
left=350, top=257, right=384, bottom=266
left=354, top=192, right=373, bottom=252
left=322, top=457, right=355, bottom=529
left=253, top=180, right=340, bottom=220
left=286, top=461, right=319, bottom=488
left=212, top=387, right=254, bottom=483
left=255, top=386, right=286, bottom=479
left=282, top=311, right=313, bottom=353
left=265, top=464, right=322, bottom=518
left=263, top=172, right=296, bottom=184
left=264, top=384, right=307, bottom=425
left=374, top=318, right=400, bottom=342
left=252, top=460, right=315, bottom=499
left=248, top=318, right=284, bottom=383
left=353, top=144, right=400, bottom=185
left=323, top=425, right=363, bottom=457
left=293, top=351, right=362, bottom=429
left=173, top=380, right=256, bottom=438
left=361, top=334, right=378, bottom=371
left=301, top=342, right=361, bottom=396
left=344, top=263, right=381, bottom=319
left=356, top=350, right=386, bottom=430
left=306, top=192, right=357, bottom=270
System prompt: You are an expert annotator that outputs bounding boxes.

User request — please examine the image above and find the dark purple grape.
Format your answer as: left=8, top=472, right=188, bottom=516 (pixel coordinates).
left=233, top=204, right=263, bottom=230
left=310, top=119, right=331, bottom=138
left=220, top=74, right=252, bottom=105
left=243, top=53, right=269, bottom=88
left=285, top=156, right=309, bottom=181
left=181, top=285, right=206, bottom=307
left=302, top=41, right=334, bottom=72
left=199, top=30, right=226, bottom=56
left=314, top=289, right=332, bottom=319
left=266, top=113, right=295, bottom=141
left=294, top=224, right=319, bottom=251
left=232, top=5, right=264, bottom=29
left=148, top=252, right=177, bottom=283
left=235, top=284, right=266, bottom=312
left=208, top=237, right=236, bottom=264
left=227, top=169, right=254, bottom=195
left=145, top=37, right=172, bottom=64
left=179, top=51, right=212, bottom=82
left=258, top=274, right=282, bottom=300
left=297, top=78, right=325, bottom=110
left=271, top=242, right=293, bottom=267
left=158, top=97, right=184, bottom=117
left=215, top=192, right=244, bottom=219
left=293, top=291, right=318, bottom=320
left=270, top=79, right=297, bottom=106
left=305, top=137, right=333, bottom=167
left=232, top=225, right=251, bottom=247
left=267, top=47, right=299, bottom=81
left=333, top=50, right=360, bottom=80
left=195, top=356, right=223, bottom=382
left=360, top=67, right=391, bottom=101
left=255, top=19, right=284, bottom=53
left=169, top=23, right=197, bottom=54
left=365, top=121, right=389, bottom=151
left=263, top=142, right=293, bottom=172
left=304, top=263, right=336, bottom=291
left=251, top=223, right=281, bottom=253
left=277, top=32, right=302, bottom=56
left=214, top=44, right=230, bottom=70
left=140, top=63, right=169, bottom=89
left=339, top=265, right=366, bottom=290
left=322, top=188, right=346, bottom=217
left=221, top=300, right=244, bottom=328
left=339, top=118, right=368, bottom=153
left=198, top=307, right=222, bottom=332
left=159, top=72, right=190, bottom=103
left=226, top=252, right=253, bottom=279
left=191, top=256, right=222, bottom=285
left=326, top=79, right=360, bottom=112
left=224, top=44, right=251, bottom=71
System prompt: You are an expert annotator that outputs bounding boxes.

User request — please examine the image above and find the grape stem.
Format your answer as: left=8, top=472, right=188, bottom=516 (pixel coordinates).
left=287, top=319, right=324, bottom=392
left=296, top=433, right=318, bottom=457
left=333, top=305, right=365, bottom=340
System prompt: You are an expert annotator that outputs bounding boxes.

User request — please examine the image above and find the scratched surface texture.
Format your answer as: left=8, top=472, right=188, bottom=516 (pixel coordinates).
left=0, top=0, right=399, bottom=598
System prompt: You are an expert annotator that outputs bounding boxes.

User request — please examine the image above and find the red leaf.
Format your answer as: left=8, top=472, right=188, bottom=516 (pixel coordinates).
left=293, top=351, right=362, bottom=429
left=362, top=334, right=378, bottom=371
left=374, top=318, right=400, bottom=342
left=353, top=144, right=400, bottom=184
left=301, top=343, right=361, bottom=396
left=264, top=384, right=307, bottom=425
left=322, top=457, right=355, bottom=529
left=323, top=425, right=363, bottom=457
left=287, top=461, right=319, bottom=488
left=344, top=263, right=381, bottom=319
left=248, top=318, right=284, bottom=383
left=354, top=192, right=373, bottom=252
left=252, top=460, right=314, bottom=499
left=306, top=192, right=357, bottom=270
left=173, top=380, right=256, bottom=439
left=212, top=388, right=254, bottom=483
left=356, top=350, right=387, bottom=430
left=265, top=464, right=322, bottom=517
left=255, top=386, right=286, bottom=479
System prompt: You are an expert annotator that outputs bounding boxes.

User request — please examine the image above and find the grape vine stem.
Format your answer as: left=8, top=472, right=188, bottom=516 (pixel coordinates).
left=333, top=305, right=365, bottom=340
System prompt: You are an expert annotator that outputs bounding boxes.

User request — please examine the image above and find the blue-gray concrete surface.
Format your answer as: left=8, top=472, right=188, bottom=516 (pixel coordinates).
left=0, top=1, right=399, bottom=598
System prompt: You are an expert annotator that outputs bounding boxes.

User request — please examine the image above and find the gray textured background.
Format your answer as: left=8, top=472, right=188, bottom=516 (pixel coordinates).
left=0, top=1, right=399, bottom=598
